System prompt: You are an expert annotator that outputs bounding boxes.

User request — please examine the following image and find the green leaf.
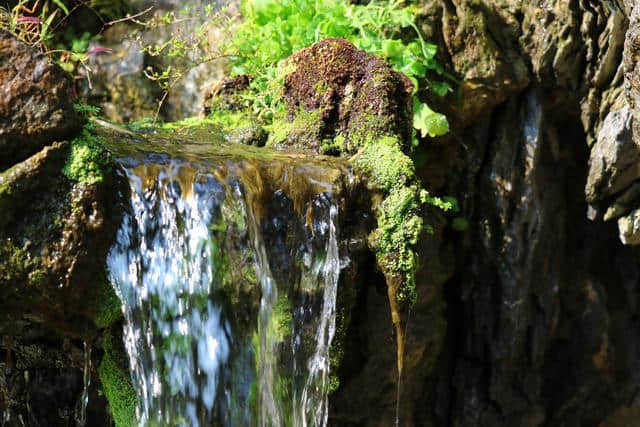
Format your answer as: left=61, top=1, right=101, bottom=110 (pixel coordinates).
left=430, top=80, right=452, bottom=97
left=388, top=8, right=414, bottom=27
left=381, top=39, right=404, bottom=59
left=39, top=10, right=59, bottom=42
left=52, top=0, right=69, bottom=15
left=413, top=99, right=449, bottom=138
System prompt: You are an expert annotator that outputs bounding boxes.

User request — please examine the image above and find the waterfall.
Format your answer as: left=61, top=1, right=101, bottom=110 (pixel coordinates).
left=105, top=138, right=344, bottom=427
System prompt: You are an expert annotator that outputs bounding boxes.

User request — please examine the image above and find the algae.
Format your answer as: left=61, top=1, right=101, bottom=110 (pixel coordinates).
left=86, top=275, right=122, bottom=329
left=63, top=128, right=110, bottom=185
left=98, top=327, right=138, bottom=427
left=266, top=109, right=323, bottom=150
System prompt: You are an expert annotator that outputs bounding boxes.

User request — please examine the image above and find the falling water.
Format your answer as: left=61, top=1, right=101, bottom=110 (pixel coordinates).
left=105, top=133, right=346, bottom=427
left=75, top=341, right=92, bottom=427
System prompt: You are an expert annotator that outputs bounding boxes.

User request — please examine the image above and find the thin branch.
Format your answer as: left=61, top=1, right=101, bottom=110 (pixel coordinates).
left=154, top=89, right=170, bottom=123
left=104, top=6, right=153, bottom=27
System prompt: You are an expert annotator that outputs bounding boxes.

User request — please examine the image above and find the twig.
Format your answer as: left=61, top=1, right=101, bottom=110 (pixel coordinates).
left=104, top=6, right=153, bottom=27
left=154, top=89, right=170, bottom=123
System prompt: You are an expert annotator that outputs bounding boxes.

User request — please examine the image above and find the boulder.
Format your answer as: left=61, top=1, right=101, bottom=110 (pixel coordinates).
left=0, top=142, right=122, bottom=337
left=0, top=31, right=80, bottom=171
left=618, top=207, right=640, bottom=244
left=585, top=107, right=639, bottom=204
left=201, top=75, right=251, bottom=116
left=276, top=38, right=414, bottom=153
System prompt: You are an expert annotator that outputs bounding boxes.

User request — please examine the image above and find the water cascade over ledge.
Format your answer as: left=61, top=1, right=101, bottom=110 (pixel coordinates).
left=103, top=129, right=352, bottom=426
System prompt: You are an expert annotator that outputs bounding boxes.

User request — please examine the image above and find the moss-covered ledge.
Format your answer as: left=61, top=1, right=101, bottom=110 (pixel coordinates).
left=198, top=38, right=450, bottom=381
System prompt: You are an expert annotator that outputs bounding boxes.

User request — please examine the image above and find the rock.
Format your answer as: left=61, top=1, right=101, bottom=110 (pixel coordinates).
left=0, top=134, right=122, bottom=424
left=618, top=208, right=640, bottom=244
left=585, top=107, right=638, bottom=203
left=277, top=38, right=413, bottom=153
left=84, top=24, right=161, bottom=123
left=624, top=1, right=640, bottom=142
left=202, top=75, right=251, bottom=116
left=580, top=4, right=628, bottom=146
left=227, top=124, right=267, bottom=146
left=0, top=326, right=112, bottom=427
left=602, top=182, right=640, bottom=221
left=0, top=31, right=80, bottom=171
left=0, top=141, right=122, bottom=337
left=439, top=0, right=530, bottom=124
left=85, top=5, right=227, bottom=123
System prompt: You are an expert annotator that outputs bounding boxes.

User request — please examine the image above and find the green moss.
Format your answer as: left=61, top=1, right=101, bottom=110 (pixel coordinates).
left=272, top=294, right=293, bottom=342
left=129, top=116, right=220, bottom=132
left=209, top=110, right=255, bottom=131
left=353, top=136, right=414, bottom=192
left=87, top=276, right=122, bottom=329
left=266, top=117, right=294, bottom=146
left=320, top=134, right=344, bottom=155
left=73, top=103, right=101, bottom=121
left=98, top=328, right=138, bottom=427
left=266, top=110, right=322, bottom=149
left=342, top=131, right=425, bottom=304
left=328, top=308, right=348, bottom=394
left=63, top=129, right=110, bottom=185
left=0, top=239, right=47, bottom=286
left=370, top=186, right=425, bottom=303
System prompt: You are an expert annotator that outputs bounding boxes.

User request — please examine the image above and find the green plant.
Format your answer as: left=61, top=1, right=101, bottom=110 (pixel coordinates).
left=141, top=0, right=452, bottom=140
left=63, top=103, right=110, bottom=185
left=227, top=0, right=451, bottom=141
left=0, top=0, right=67, bottom=47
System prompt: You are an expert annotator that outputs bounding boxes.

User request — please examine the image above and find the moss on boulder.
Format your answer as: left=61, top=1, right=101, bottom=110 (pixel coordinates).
left=0, top=127, right=123, bottom=337
left=261, top=37, right=444, bottom=381
left=98, top=327, right=138, bottom=427
left=281, top=38, right=414, bottom=153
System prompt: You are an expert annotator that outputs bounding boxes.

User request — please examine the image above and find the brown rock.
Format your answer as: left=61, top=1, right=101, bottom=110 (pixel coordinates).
left=585, top=107, right=639, bottom=204
left=281, top=38, right=413, bottom=153
left=0, top=140, right=121, bottom=338
left=439, top=1, right=529, bottom=125
left=201, top=75, right=251, bottom=116
left=0, top=30, right=80, bottom=171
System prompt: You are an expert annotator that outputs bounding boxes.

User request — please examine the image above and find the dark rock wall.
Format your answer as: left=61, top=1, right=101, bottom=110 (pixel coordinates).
left=330, top=1, right=640, bottom=426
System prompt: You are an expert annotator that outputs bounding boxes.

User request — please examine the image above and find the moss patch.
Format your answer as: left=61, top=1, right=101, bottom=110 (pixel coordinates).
left=266, top=109, right=323, bottom=151
left=328, top=307, right=348, bottom=394
left=353, top=136, right=414, bottom=192
left=98, top=328, right=138, bottom=427
left=0, top=238, right=47, bottom=287
left=370, top=185, right=426, bottom=303
left=63, top=129, right=110, bottom=185
left=86, top=275, right=122, bottom=329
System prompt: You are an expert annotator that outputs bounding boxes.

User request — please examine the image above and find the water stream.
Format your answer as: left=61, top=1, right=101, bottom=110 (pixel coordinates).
left=75, top=341, right=92, bottom=427
left=104, top=130, right=348, bottom=426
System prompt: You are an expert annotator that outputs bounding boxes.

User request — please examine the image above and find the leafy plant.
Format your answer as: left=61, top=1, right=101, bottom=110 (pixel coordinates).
left=141, top=0, right=452, bottom=140
left=226, top=0, right=452, bottom=141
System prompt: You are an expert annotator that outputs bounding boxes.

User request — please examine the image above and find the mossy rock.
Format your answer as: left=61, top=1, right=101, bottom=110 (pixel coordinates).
left=99, top=327, right=138, bottom=427
left=280, top=38, right=414, bottom=154
left=0, top=123, right=123, bottom=337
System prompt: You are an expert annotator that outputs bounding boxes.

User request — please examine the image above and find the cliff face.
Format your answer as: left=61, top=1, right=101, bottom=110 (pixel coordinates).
left=330, top=1, right=640, bottom=426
